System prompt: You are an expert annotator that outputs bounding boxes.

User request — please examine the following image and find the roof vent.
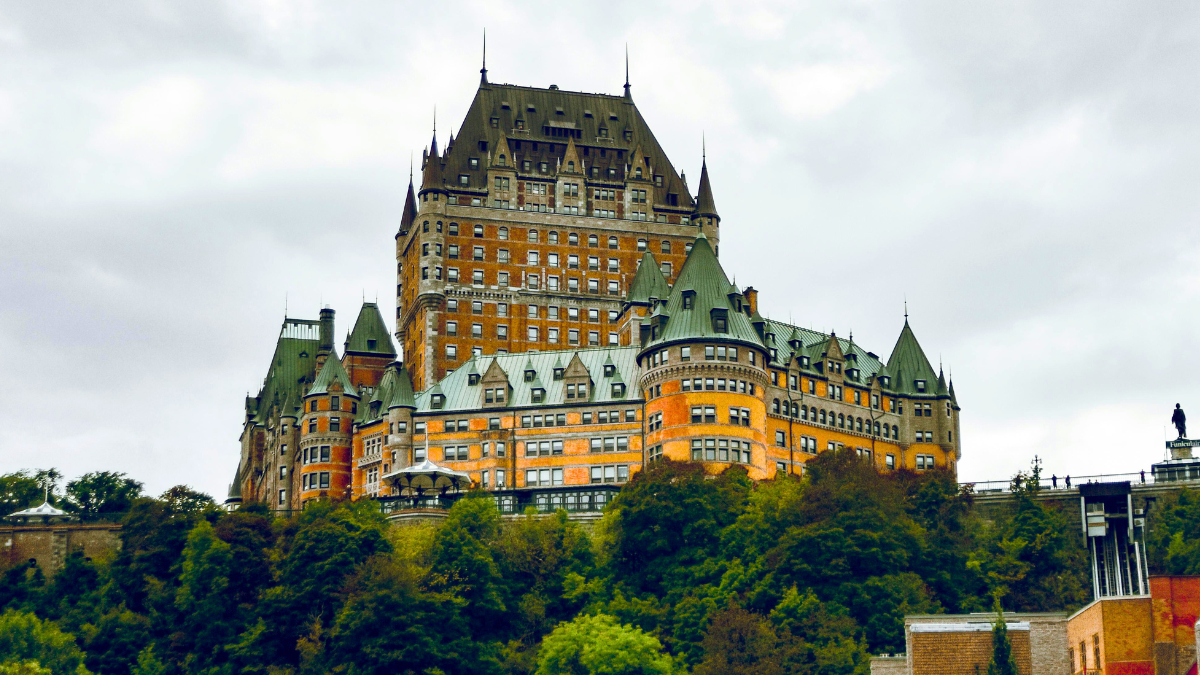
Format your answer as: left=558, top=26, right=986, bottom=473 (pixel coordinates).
left=549, top=84, right=559, bottom=90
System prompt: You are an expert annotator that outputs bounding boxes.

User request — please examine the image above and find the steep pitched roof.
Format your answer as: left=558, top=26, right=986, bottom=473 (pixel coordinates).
left=627, top=252, right=670, bottom=304
left=398, top=171, right=417, bottom=236
left=885, top=320, right=941, bottom=397
left=640, top=234, right=762, bottom=353
left=249, top=318, right=321, bottom=426
left=307, top=349, right=358, bottom=398
left=388, top=364, right=416, bottom=409
left=438, top=82, right=694, bottom=211
left=420, top=133, right=445, bottom=193
left=344, top=303, right=397, bottom=357
left=694, top=158, right=718, bottom=217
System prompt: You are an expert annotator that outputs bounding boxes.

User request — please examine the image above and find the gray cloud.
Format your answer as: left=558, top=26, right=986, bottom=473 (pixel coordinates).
left=1, top=0, right=1197, bottom=497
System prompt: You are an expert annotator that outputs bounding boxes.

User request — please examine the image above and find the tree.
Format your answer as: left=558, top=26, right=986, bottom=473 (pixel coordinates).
left=0, top=470, right=62, bottom=513
left=986, top=605, right=1018, bottom=675
left=536, top=614, right=678, bottom=675
left=1146, top=488, right=1200, bottom=574
left=494, top=508, right=595, bottom=638
left=694, top=604, right=783, bottom=675
left=324, top=556, right=489, bottom=675
left=0, top=610, right=91, bottom=675
left=429, top=494, right=508, bottom=640
left=65, top=472, right=143, bottom=521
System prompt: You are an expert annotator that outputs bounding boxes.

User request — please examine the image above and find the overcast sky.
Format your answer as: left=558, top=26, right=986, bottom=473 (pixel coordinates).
left=2, top=0, right=1198, bottom=499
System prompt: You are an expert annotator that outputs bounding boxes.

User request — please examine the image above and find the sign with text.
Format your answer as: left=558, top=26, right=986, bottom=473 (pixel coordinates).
left=1167, top=438, right=1200, bottom=449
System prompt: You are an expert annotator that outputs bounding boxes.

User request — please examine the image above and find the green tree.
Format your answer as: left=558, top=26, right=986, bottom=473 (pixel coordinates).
left=694, top=604, right=783, bottom=675
left=1146, top=488, right=1200, bottom=574
left=429, top=494, right=508, bottom=640
left=986, top=605, right=1018, bottom=675
left=65, top=472, right=143, bottom=521
left=494, top=508, right=595, bottom=638
left=0, top=610, right=91, bottom=675
left=251, top=500, right=391, bottom=667
left=0, top=562, right=46, bottom=614
left=174, top=520, right=238, bottom=673
left=324, top=556, right=489, bottom=675
left=536, top=614, right=678, bottom=675
left=0, top=470, right=62, bottom=513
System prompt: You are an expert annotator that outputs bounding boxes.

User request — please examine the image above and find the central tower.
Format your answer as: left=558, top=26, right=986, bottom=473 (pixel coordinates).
left=395, top=73, right=721, bottom=392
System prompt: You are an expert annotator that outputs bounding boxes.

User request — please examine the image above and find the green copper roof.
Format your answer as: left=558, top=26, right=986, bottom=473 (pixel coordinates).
left=760, top=318, right=889, bottom=384
left=388, top=364, right=416, bottom=409
left=307, top=350, right=359, bottom=398
left=627, top=252, right=671, bottom=304
left=413, top=346, right=639, bottom=412
left=345, top=303, right=397, bottom=357
left=640, top=235, right=763, bottom=354
left=249, top=319, right=321, bottom=426
left=885, top=320, right=941, bottom=397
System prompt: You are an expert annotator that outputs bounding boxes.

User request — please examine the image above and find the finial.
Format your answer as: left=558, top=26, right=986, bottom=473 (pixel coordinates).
left=624, top=44, right=631, bottom=98
left=702, top=132, right=706, bottom=163
left=409, top=151, right=413, bottom=181
left=480, top=28, right=488, bottom=84
left=903, top=295, right=908, bottom=320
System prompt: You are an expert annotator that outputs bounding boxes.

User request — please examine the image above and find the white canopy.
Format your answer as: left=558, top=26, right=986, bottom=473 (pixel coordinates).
left=381, top=459, right=472, bottom=497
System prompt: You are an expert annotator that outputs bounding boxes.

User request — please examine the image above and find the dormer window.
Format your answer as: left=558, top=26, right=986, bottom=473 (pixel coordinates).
left=711, top=308, right=728, bottom=334
left=635, top=167, right=643, bottom=179
left=524, top=369, right=535, bottom=383
left=682, top=290, right=696, bottom=310
left=604, top=364, right=615, bottom=377
left=531, top=388, right=545, bottom=403
left=497, top=154, right=506, bottom=167
left=611, top=383, right=625, bottom=398
left=469, top=158, right=479, bottom=169
left=490, top=116, right=499, bottom=128
left=468, top=374, right=480, bottom=386
left=431, top=394, right=445, bottom=409
left=881, top=376, right=891, bottom=387
left=915, top=380, right=927, bottom=392
left=553, top=368, right=564, bottom=380
left=800, top=356, right=810, bottom=367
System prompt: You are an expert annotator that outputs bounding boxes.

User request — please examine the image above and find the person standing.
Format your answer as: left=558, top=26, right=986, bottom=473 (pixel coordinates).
left=1173, top=403, right=1187, bottom=439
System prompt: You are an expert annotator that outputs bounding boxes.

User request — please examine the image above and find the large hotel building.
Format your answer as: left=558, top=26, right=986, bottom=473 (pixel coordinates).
left=230, top=65, right=961, bottom=512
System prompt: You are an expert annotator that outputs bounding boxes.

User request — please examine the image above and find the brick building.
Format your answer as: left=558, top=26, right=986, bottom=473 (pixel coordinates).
left=229, top=68, right=963, bottom=511
left=1066, top=576, right=1200, bottom=675
left=868, top=612, right=1069, bottom=675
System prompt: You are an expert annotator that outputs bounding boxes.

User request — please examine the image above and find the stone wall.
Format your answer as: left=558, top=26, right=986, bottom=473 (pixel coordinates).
left=1, top=523, right=122, bottom=575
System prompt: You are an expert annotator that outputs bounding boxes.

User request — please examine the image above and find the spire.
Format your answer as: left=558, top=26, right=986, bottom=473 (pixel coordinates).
left=623, top=44, right=632, bottom=100
left=695, top=148, right=718, bottom=219
left=345, top=302, right=397, bottom=357
left=430, top=108, right=438, bottom=158
left=307, top=348, right=358, bottom=398
left=420, top=133, right=445, bottom=194
left=885, top=319, right=940, bottom=396
left=399, top=163, right=418, bottom=235
left=480, top=28, right=488, bottom=85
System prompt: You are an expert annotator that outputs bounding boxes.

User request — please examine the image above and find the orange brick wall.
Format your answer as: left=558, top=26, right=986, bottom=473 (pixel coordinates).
left=1068, top=598, right=1154, bottom=675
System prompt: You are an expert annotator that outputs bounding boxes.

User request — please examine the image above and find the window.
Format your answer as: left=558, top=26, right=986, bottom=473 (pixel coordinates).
left=776, top=430, right=786, bottom=447
left=446, top=321, right=458, bottom=336
left=445, top=344, right=457, bottom=359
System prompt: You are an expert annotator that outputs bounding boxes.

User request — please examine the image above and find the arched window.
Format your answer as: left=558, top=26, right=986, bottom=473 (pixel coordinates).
left=635, top=167, right=643, bottom=179
left=498, top=154, right=506, bottom=166
left=874, top=421, right=881, bottom=436
left=792, top=403, right=799, bottom=417
left=838, top=413, right=845, bottom=428
left=892, top=425, right=899, bottom=439
left=801, top=405, right=808, bottom=420
left=772, top=399, right=780, bottom=414
left=819, top=410, right=827, bottom=425
left=856, top=418, right=863, bottom=432
left=567, top=161, right=575, bottom=171
left=498, top=226, right=508, bottom=240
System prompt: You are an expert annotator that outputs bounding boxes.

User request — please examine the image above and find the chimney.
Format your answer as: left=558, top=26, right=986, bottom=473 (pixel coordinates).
left=743, top=287, right=758, bottom=315
left=316, top=307, right=335, bottom=368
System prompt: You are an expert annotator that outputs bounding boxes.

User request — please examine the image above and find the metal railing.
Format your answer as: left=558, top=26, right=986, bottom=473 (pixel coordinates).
left=961, top=469, right=1200, bottom=495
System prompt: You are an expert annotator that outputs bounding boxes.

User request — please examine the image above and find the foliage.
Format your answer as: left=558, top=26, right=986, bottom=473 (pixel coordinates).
left=0, top=457, right=1098, bottom=675
left=536, top=613, right=679, bottom=675
left=0, top=610, right=91, bottom=675
left=0, top=470, right=63, bottom=513
left=986, top=604, right=1018, bottom=675
left=1146, top=488, right=1200, bottom=574
left=64, top=472, right=143, bottom=521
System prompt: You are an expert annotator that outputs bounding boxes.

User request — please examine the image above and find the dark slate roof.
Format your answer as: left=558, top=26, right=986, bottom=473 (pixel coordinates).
left=398, top=173, right=417, bottom=236
left=694, top=158, right=718, bottom=217
left=426, top=82, right=695, bottom=210
left=627, top=251, right=671, bottom=304
left=345, top=302, right=397, bottom=357
left=640, top=234, right=763, bottom=353
left=249, top=319, right=321, bottom=426
left=885, top=319, right=942, bottom=396
left=413, top=347, right=639, bottom=412
left=307, top=349, right=359, bottom=398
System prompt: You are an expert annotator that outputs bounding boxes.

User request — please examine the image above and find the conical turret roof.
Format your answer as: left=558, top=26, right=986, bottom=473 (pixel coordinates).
left=885, top=319, right=941, bottom=396
left=640, top=234, right=762, bottom=354
left=695, top=158, right=718, bottom=218
left=307, top=349, right=358, bottom=397
left=398, top=171, right=417, bottom=235
left=627, top=252, right=671, bottom=304
left=420, top=134, right=444, bottom=193
left=388, top=364, right=416, bottom=409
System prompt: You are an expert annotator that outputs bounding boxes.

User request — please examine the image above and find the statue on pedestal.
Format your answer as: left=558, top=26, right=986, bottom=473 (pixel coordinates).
left=1172, top=403, right=1187, bottom=439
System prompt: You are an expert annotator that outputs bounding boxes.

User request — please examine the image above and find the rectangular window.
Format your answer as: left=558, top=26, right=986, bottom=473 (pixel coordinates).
left=776, top=430, right=786, bottom=447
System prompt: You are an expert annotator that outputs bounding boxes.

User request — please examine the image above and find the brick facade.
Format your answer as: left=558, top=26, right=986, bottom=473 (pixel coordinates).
left=1, top=523, right=122, bottom=575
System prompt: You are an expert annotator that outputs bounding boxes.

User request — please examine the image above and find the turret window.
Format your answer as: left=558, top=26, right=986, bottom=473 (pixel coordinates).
left=915, top=380, right=927, bottom=392
left=682, top=291, right=695, bottom=310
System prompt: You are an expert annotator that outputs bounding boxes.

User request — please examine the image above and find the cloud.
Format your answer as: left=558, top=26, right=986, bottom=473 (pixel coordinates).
left=1, top=0, right=1198, bottom=498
